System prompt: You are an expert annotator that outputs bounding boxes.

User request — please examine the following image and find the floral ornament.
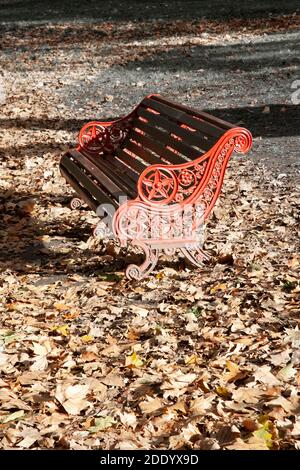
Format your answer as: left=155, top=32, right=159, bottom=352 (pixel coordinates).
left=178, top=169, right=196, bottom=187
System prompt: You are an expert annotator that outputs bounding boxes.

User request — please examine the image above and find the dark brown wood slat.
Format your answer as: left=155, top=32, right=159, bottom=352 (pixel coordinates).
left=124, top=139, right=164, bottom=165
left=115, top=148, right=147, bottom=174
left=152, top=94, right=235, bottom=132
left=80, top=148, right=138, bottom=192
left=134, top=119, right=204, bottom=163
left=87, top=154, right=137, bottom=199
left=60, top=166, right=98, bottom=212
left=133, top=108, right=211, bottom=156
left=69, top=149, right=125, bottom=199
left=102, top=154, right=139, bottom=184
left=137, top=107, right=213, bottom=152
left=130, top=128, right=189, bottom=164
left=142, top=96, right=223, bottom=140
left=61, top=154, right=118, bottom=208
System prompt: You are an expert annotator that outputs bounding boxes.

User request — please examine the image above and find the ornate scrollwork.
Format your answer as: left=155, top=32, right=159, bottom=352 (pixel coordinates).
left=113, top=200, right=205, bottom=246
left=164, top=247, right=176, bottom=256
left=70, top=197, right=83, bottom=210
left=178, top=169, right=196, bottom=187
left=78, top=117, right=133, bottom=154
left=138, top=157, right=209, bottom=206
left=126, top=241, right=159, bottom=280
left=234, top=130, right=252, bottom=154
left=113, top=126, right=252, bottom=279
left=137, top=127, right=252, bottom=219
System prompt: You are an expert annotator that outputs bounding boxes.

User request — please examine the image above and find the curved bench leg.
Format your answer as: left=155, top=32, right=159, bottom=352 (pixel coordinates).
left=93, top=221, right=109, bottom=238
left=70, top=197, right=83, bottom=210
left=181, top=246, right=210, bottom=268
left=126, top=241, right=159, bottom=280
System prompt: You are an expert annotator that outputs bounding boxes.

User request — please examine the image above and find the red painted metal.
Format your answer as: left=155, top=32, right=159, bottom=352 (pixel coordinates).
left=112, top=127, right=252, bottom=280
left=77, top=93, right=158, bottom=155
left=78, top=117, right=134, bottom=154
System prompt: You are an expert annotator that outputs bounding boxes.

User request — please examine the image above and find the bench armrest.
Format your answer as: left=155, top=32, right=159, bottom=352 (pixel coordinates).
left=77, top=115, right=134, bottom=155
left=136, top=127, right=252, bottom=218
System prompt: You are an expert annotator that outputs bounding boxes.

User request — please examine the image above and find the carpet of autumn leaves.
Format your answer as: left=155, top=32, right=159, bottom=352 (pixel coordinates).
left=0, top=12, right=300, bottom=449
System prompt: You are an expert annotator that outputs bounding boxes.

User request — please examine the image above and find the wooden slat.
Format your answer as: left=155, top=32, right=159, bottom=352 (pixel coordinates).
left=124, top=139, right=165, bottom=165
left=80, top=148, right=138, bottom=193
left=133, top=108, right=211, bottom=156
left=130, top=128, right=188, bottom=164
left=60, top=166, right=98, bottom=212
left=142, top=97, right=223, bottom=142
left=69, top=149, right=125, bottom=199
left=87, top=154, right=137, bottom=198
left=102, top=153, right=139, bottom=184
left=115, top=148, right=148, bottom=174
left=142, top=96, right=224, bottom=139
left=134, top=118, right=204, bottom=159
left=61, top=154, right=118, bottom=208
left=152, top=95, right=235, bottom=133
left=137, top=107, right=213, bottom=152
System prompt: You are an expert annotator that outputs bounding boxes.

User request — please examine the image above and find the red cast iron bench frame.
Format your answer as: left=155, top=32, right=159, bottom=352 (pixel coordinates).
left=60, top=94, right=252, bottom=280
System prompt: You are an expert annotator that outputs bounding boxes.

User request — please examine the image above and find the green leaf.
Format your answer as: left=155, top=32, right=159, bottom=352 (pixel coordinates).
left=4, top=333, right=17, bottom=345
left=282, top=280, right=296, bottom=293
left=253, top=420, right=273, bottom=449
left=98, top=273, right=122, bottom=282
left=0, top=330, right=17, bottom=345
left=125, top=351, right=144, bottom=368
left=88, top=416, right=116, bottom=433
left=187, top=306, right=202, bottom=318
left=1, top=410, right=25, bottom=424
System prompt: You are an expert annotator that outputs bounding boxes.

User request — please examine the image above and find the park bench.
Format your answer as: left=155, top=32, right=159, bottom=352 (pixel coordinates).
left=60, top=94, right=252, bottom=280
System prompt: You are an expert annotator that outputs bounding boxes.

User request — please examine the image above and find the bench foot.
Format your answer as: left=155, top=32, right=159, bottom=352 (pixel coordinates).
left=93, top=221, right=111, bottom=239
left=126, top=241, right=159, bottom=280
left=181, top=246, right=210, bottom=268
left=70, top=197, right=83, bottom=210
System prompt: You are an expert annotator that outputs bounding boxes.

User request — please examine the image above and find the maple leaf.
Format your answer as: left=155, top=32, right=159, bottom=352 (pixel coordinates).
left=232, top=387, right=263, bottom=404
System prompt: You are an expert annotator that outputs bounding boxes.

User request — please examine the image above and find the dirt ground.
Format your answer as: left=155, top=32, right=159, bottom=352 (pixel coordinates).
left=0, top=1, right=299, bottom=450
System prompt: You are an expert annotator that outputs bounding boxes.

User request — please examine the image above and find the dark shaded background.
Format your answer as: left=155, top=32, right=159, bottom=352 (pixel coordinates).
left=0, top=0, right=299, bottom=22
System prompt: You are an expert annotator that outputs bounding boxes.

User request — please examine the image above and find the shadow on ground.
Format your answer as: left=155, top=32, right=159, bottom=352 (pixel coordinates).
left=0, top=189, right=185, bottom=277
left=0, top=105, right=299, bottom=140
left=0, top=0, right=298, bottom=23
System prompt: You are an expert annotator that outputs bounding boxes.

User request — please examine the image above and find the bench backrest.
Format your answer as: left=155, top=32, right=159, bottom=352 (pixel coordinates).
left=117, top=94, right=235, bottom=170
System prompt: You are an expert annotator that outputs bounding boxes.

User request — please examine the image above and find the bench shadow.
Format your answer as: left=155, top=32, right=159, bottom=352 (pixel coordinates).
left=0, top=105, right=298, bottom=140
left=0, top=189, right=69, bottom=271
left=0, top=188, right=163, bottom=278
left=0, top=186, right=188, bottom=280
left=203, top=104, right=300, bottom=138
left=0, top=188, right=84, bottom=270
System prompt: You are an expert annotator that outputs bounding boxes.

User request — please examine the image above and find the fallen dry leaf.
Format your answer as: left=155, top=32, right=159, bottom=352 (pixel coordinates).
left=139, top=396, right=164, bottom=414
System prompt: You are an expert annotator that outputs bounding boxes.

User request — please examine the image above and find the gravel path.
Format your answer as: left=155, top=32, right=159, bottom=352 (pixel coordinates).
left=1, top=2, right=299, bottom=177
